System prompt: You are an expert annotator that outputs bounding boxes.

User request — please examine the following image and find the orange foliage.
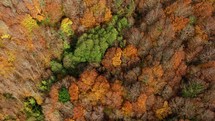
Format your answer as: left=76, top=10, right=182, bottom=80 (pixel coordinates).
left=171, top=50, right=185, bottom=70
left=77, top=69, right=98, bottom=92
left=84, top=0, right=98, bottom=7
left=49, top=85, right=59, bottom=105
left=69, top=83, right=79, bottom=102
left=152, top=65, right=164, bottom=78
left=165, top=5, right=177, bottom=16
left=81, top=0, right=112, bottom=28
left=64, top=118, right=75, bottom=121
left=132, top=93, right=147, bottom=114
left=112, top=48, right=122, bottom=67
left=23, top=0, right=44, bottom=21
left=123, top=45, right=138, bottom=57
left=104, top=8, right=112, bottom=22
left=121, top=45, right=140, bottom=67
left=105, top=80, right=124, bottom=108
left=165, top=0, right=191, bottom=16
left=172, top=17, right=189, bottom=32
left=80, top=9, right=97, bottom=28
left=137, top=0, right=145, bottom=11
left=0, top=51, right=16, bottom=77
left=88, top=75, right=110, bottom=105
left=183, top=0, right=192, bottom=4
left=194, top=2, right=213, bottom=18
left=122, top=101, right=133, bottom=116
left=102, top=47, right=122, bottom=70
left=73, top=105, right=85, bottom=120
left=138, top=64, right=165, bottom=95
left=165, top=0, right=191, bottom=32
left=199, top=61, right=215, bottom=68
left=195, top=26, right=208, bottom=41
left=45, top=1, right=63, bottom=23
left=139, top=67, right=154, bottom=83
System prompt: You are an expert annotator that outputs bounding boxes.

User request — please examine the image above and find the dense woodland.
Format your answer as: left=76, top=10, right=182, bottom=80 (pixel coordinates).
left=0, top=0, right=215, bottom=121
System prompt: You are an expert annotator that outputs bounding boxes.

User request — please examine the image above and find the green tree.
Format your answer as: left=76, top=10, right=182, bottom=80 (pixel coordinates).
left=58, top=86, right=70, bottom=103
left=63, top=16, right=129, bottom=69
left=50, top=60, right=63, bottom=73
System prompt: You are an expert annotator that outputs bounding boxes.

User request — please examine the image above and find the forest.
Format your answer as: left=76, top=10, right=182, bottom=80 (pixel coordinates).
left=0, top=0, right=215, bottom=121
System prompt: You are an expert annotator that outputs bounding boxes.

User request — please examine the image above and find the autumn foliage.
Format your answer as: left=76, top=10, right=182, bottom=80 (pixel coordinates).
left=81, top=0, right=112, bottom=28
left=1, top=0, right=215, bottom=120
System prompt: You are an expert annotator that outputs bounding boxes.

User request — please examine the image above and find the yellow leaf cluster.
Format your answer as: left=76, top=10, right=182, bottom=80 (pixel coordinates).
left=60, top=18, right=73, bottom=36
left=7, top=51, right=16, bottom=63
left=34, top=94, right=43, bottom=105
left=0, top=62, right=14, bottom=77
left=155, top=101, right=172, bottom=120
left=0, top=51, right=16, bottom=77
left=112, top=48, right=122, bottom=67
left=1, top=34, right=11, bottom=39
left=21, top=14, right=39, bottom=33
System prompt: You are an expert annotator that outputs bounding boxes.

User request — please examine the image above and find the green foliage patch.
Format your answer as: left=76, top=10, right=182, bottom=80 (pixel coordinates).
left=189, top=15, right=197, bottom=25
left=50, top=60, right=64, bottom=73
left=24, top=97, right=44, bottom=121
left=3, top=93, right=15, bottom=99
left=58, top=86, right=70, bottom=103
left=63, top=16, right=129, bottom=69
left=39, top=76, right=56, bottom=92
left=181, top=81, right=205, bottom=98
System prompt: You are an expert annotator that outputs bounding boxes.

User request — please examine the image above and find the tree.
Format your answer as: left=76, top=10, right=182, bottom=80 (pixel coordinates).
left=122, top=101, right=133, bottom=117
left=63, top=16, right=129, bottom=69
left=69, top=83, right=79, bottom=102
left=50, top=60, right=63, bottom=73
left=132, top=93, right=147, bottom=114
left=80, top=0, right=112, bottom=28
left=58, top=86, right=70, bottom=103
left=155, top=101, right=171, bottom=120
left=72, top=105, right=85, bottom=120
left=105, top=80, right=124, bottom=108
